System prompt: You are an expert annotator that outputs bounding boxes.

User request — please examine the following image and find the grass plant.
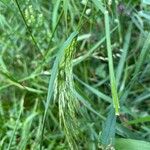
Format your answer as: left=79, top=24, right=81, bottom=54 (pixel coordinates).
left=0, top=0, right=150, bottom=149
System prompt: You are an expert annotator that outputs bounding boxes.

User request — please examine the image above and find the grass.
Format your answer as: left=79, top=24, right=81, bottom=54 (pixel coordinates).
left=104, top=10, right=120, bottom=115
left=0, top=0, right=150, bottom=149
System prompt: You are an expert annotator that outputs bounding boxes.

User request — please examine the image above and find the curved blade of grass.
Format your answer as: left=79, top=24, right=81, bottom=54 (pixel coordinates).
left=116, top=123, right=142, bottom=140
left=74, top=75, right=111, bottom=103
left=71, top=89, right=105, bottom=120
left=0, top=70, right=44, bottom=94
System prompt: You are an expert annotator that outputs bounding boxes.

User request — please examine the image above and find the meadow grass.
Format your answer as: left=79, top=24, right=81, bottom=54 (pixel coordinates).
left=0, top=0, right=150, bottom=149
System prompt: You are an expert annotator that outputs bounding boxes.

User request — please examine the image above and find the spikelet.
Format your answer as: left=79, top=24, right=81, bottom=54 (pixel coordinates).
left=54, top=37, right=79, bottom=149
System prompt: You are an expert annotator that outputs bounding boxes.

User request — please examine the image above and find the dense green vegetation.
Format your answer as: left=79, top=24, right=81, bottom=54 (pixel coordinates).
left=0, top=0, right=150, bottom=149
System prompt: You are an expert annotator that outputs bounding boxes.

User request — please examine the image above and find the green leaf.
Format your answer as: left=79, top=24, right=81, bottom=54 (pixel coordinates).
left=99, top=108, right=116, bottom=148
left=91, top=0, right=105, bottom=14
left=72, top=89, right=105, bottom=120
left=74, top=75, right=111, bottom=103
left=115, top=138, right=150, bottom=150
left=116, top=24, right=132, bottom=88
left=127, top=116, right=150, bottom=125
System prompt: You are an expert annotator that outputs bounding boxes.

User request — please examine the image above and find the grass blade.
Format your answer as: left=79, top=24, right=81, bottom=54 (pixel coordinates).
left=91, top=0, right=105, bottom=14
left=104, top=11, right=120, bottom=115
left=74, top=75, right=111, bottom=103
left=127, top=116, right=150, bottom=125
left=99, top=108, right=116, bottom=149
left=116, top=23, right=132, bottom=88
left=115, top=138, right=150, bottom=150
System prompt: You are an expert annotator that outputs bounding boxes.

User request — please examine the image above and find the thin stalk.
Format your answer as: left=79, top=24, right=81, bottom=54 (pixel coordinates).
left=104, top=10, right=120, bottom=115
left=13, top=0, right=43, bottom=56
